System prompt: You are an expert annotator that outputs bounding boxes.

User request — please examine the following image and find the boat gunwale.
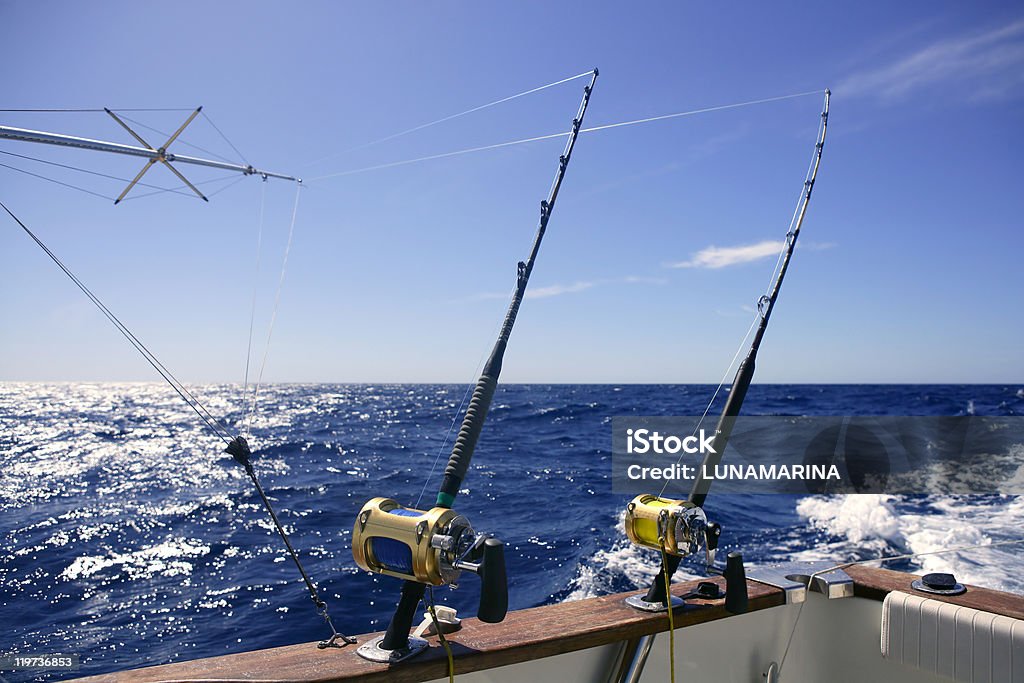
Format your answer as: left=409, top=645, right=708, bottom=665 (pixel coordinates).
left=70, top=566, right=1024, bottom=682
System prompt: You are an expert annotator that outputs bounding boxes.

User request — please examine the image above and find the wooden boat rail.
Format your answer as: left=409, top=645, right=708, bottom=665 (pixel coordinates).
left=74, top=566, right=1024, bottom=682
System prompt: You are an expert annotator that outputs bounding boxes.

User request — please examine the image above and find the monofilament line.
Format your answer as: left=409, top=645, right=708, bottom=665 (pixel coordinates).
left=245, top=182, right=303, bottom=435
left=307, top=89, right=824, bottom=182
left=301, top=70, right=596, bottom=169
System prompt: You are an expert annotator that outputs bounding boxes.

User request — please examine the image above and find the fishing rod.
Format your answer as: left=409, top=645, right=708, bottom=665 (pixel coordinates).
left=616, top=89, right=830, bottom=681
left=349, top=68, right=599, bottom=664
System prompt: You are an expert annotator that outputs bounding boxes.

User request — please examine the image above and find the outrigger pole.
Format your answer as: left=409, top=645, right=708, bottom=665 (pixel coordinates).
left=643, top=88, right=830, bottom=608
left=0, top=108, right=297, bottom=203
left=377, top=68, right=599, bottom=655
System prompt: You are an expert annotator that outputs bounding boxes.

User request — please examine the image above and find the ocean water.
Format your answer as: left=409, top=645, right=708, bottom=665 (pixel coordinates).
left=1, top=383, right=1022, bottom=680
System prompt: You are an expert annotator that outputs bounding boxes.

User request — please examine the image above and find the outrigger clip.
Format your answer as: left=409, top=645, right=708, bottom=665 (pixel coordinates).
left=225, top=435, right=252, bottom=466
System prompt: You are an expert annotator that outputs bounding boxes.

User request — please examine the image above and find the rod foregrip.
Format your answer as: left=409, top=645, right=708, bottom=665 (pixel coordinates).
left=437, top=372, right=499, bottom=507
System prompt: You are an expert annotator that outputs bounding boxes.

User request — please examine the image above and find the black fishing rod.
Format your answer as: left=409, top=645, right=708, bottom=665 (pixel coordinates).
left=350, top=69, right=598, bottom=663
left=630, top=89, right=830, bottom=608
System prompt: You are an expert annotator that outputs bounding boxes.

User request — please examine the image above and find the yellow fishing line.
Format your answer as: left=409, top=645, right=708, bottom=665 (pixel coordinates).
left=660, top=540, right=676, bottom=683
left=427, top=587, right=455, bottom=683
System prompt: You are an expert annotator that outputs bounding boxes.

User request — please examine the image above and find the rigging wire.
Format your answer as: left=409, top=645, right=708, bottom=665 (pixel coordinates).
left=0, top=107, right=195, bottom=113
left=306, top=89, right=824, bottom=182
left=118, top=173, right=247, bottom=202
left=0, top=148, right=248, bottom=203
left=201, top=110, right=250, bottom=166
left=0, top=148, right=207, bottom=199
left=245, top=182, right=303, bottom=435
left=204, top=175, right=249, bottom=199
left=114, top=112, right=240, bottom=165
left=0, top=161, right=116, bottom=201
left=301, top=70, right=595, bottom=169
left=0, top=200, right=235, bottom=443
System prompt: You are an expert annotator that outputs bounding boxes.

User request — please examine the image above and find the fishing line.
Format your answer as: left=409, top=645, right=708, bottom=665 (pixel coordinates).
left=306, top=131, right=570, bottom=181
left=245, top=182, right=303, bottom=436
left=654, top=101, right=825, bottom=500
left=301, top=70, right=595, bottom=169
left=306, top=89, right=824, bottom=182
left=413, top=278, right=519, bottom=510
left=426, top=586, right=456, bottom=683
left=0, top=200, right=235, bottom=443
left=241, top=178, right=268, bottom=434
left=411, top=78, right=589, bottom=508
left=660, top=541, right=677, bottom=683
left=656, top=309, right=761, bottom=499
left=580, top=89, right=823, bottom=134
left=762, top=109, right=825, bottom=297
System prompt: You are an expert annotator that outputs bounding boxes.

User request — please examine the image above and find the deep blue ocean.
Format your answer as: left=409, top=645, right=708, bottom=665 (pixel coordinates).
left=1, top=383, right=1022, bottom=680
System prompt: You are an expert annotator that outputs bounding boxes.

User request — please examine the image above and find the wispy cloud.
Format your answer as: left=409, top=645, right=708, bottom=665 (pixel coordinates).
left=669, top=240, right=783, bottom=269
left=839, top=19, right=1024, bottom=102
left=526, top=281, right=595, bottom=299
left=470, top=275, right=665, bottom=302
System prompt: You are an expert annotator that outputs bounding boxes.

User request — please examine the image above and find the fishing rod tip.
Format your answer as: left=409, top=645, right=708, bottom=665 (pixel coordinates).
left=593, top=67, right=600, bottom=76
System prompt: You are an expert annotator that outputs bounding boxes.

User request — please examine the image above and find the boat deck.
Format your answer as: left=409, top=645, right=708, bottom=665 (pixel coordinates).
left=73, top=566, right=1024, bottom=682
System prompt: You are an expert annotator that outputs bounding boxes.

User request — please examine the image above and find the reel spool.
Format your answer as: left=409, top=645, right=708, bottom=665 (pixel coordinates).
left=624, top=494, right=709, bottom=558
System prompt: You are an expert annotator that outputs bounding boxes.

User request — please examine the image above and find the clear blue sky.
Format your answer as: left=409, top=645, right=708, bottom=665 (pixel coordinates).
left=1, top=1, right=1021, bottom=383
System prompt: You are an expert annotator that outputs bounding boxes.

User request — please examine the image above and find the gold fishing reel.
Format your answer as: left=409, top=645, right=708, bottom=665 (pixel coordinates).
left=351, top=497, right=509, bottom=625
left=352, top=497, right=477, bottom=585
left=624, top=494, right=714, bottom=559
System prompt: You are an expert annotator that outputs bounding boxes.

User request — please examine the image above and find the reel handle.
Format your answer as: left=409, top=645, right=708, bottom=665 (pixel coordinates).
left=477, top=538, right=508, bottom=623
left=705, top=521, right=721, bottom=551
left=704, top=521, right=722, bottom=568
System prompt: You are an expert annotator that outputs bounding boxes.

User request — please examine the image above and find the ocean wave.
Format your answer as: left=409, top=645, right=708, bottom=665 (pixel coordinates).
left=61, top=538, right=212, bottom=582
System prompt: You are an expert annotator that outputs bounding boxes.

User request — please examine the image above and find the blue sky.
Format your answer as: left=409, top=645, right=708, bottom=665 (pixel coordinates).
left=1, top=1, right=1021, bottom=383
